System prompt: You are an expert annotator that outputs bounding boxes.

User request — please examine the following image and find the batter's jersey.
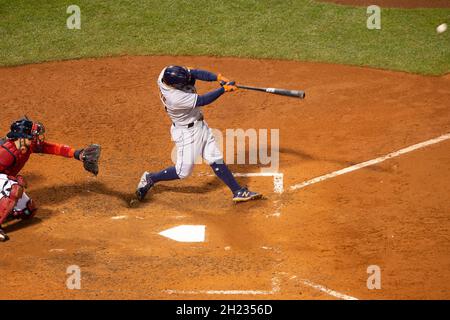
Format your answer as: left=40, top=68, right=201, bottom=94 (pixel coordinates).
left=157, top=68, right=203, bottom=126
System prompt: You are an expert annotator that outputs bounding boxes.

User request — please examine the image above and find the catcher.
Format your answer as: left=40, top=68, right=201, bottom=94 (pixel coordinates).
left=0, top=117, right=101, bottom=242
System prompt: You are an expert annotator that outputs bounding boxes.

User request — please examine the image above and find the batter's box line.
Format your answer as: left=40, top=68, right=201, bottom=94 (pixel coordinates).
left=202, top=172, right=284, bottom=194
left=162, top=274, right=358, bottom=300
left=290, top=132, right=450, bottom=191
left=163, top=276, right=281, bottom=296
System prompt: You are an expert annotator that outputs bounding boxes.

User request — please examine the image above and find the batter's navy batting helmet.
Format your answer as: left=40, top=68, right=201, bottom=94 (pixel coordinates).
left=6, top=117, right=34, bottom=140
left=162, top=66, right=194, bottom=89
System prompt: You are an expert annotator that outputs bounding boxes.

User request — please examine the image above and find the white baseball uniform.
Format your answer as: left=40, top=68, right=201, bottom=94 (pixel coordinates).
left=158, top=68, right=223, bottom=179
left=0, top=174, right=30, bottom=211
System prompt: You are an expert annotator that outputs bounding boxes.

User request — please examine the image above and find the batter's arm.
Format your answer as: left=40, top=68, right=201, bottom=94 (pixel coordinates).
left=195, top=87, right=225, bottom=107
left=190, top=69, right=231, bottom=84
left=189, top=69, right=218, bottom=82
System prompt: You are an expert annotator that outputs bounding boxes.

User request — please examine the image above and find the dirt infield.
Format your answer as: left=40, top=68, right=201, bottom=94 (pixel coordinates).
left=319, top=0, right=450, bottom=8
left=0, top=56, right=449, bottom=299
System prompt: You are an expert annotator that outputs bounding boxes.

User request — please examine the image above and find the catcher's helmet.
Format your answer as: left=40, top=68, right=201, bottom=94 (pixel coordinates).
left=6, top=117, right=34, bottom=139
left=162, top=66, right=194, bottom=89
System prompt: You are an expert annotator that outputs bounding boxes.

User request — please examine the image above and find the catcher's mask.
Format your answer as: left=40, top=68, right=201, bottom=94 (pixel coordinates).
left=31, top=122, right=46, bottom=146
left=6, top=117, right=46, bottom=149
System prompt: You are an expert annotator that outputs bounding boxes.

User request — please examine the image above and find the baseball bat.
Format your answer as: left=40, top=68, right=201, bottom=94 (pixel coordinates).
left=237, top=84, right=305, bottom=99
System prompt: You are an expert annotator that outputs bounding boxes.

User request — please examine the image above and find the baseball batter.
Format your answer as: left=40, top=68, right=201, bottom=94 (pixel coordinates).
left=0, top=117, right=101, bottom=242
left=136, top=66, right=262, bottom=203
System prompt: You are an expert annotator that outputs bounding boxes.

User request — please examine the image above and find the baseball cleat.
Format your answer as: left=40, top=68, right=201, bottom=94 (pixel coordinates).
left=136, top=171, right=155, bottom=201
left=0, top=228, right=9, bottom=242
left=232, top=187, right=262, bottom=203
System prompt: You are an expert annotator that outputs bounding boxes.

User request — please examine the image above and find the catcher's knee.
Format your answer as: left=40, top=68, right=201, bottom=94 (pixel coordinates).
left=0, top=196, right=19, bottom=225
left=0, top=183, right=24, bottom=224
left=176, top=164, right=194, bottom=180
left=13, top=199, right=37, bottom=220
left=9, top=184, right=24, bottom=201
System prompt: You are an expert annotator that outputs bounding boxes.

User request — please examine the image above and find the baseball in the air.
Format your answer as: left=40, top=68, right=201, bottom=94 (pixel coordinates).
left=437, top=23, right=448, bottom=34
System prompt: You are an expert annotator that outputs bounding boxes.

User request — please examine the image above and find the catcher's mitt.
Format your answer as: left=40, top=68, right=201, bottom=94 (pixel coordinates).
left=80, top=144, right=101, bottom=176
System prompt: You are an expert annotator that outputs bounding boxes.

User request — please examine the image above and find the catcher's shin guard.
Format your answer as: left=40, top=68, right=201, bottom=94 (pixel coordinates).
left=0, top=227, right=9, bottom=242
left=13, top=198, right=37, bottom=220
left=0, top=183, right=23, bottom=225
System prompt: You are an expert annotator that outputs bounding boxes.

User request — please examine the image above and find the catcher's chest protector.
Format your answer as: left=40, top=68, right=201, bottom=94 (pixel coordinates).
left=0, top=140, right=31, bottom=176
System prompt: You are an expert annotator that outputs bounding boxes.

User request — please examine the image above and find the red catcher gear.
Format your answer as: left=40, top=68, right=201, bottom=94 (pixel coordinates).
left=0, top=183, right=23, bottom=225
left=14, top=175, right=27, bottom=188
left=0, top=139, right=75, bottom=176
left=12, top=198, right=37, bottom=220
left=31, top=122, right=46, bottom=151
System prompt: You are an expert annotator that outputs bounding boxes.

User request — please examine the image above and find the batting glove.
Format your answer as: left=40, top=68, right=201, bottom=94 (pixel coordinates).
left=222, top=81, right=238, bottom=92
left=217, top=74, right=230, bottom=84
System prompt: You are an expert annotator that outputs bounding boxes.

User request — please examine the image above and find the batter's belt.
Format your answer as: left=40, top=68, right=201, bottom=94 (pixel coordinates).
left=173, top=115, right=204, bottom=128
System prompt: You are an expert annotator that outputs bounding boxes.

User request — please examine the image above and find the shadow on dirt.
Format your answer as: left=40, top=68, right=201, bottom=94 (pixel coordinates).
left=20, top=172, right=46, bottom=185
left=4, top=216, right=44, bottom=234
left=28, top=180, right=131, bottom=207
left=28, top=177, right=241, bottom=208
left=152, top=177, right=226, bottom=194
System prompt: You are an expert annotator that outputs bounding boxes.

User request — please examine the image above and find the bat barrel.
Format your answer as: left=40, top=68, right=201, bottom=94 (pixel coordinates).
left=268, top=88, right=305, bottom=99
left=237, top=85, right=305, bottom=99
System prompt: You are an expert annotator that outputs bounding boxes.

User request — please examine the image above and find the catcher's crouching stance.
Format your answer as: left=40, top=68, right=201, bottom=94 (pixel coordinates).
left=0, top=117, right=101, bottom=242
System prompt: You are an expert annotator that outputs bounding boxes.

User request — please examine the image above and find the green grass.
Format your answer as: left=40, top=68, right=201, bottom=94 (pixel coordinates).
left=0, top=0, right=449, bottom=74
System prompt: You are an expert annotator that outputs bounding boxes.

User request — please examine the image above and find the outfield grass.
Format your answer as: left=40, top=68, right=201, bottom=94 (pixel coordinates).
left=0, top=0, right=449, bottom=74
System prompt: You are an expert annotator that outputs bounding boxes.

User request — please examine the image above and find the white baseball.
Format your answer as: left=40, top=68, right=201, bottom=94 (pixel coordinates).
left=437, top=23, right=448, bottom=34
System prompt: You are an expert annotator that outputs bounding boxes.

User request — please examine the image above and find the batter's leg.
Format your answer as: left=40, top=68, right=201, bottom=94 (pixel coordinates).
left=202, top=122, right=262, bottom=202
left=136, top=125, right=198, bottom=201
left=136, top=166, right=180, bottom=201
left=210, top=162, right=241, bottom=193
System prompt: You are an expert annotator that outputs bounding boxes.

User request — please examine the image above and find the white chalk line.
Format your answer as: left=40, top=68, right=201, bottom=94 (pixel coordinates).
left=232, top=172, right=285, bottom=217
left=111, top=215, right=128, bottom=220
left=163, top=277, right=280, bottom=296
left=291, top=133, right=450, bottom=191
left=267, top=199, right=282, bottom=218
left=162, top=172, right=284, bottom=296
left=205, top=172, right=284, bottom=194
left=164, top=289, right=271, bottom=295
left=163, top=275, right=358, bottom=300
left=286, top=133, right=449, bottom=300
left=298, top=279, right=358, bottom=300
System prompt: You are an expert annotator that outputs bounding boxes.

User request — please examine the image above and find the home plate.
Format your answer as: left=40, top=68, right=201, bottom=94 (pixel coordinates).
left=159, top=225, right=206, bottom=243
